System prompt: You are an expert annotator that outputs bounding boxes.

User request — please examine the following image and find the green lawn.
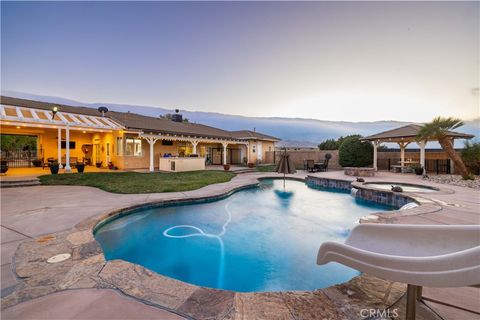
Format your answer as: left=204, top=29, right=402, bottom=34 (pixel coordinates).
left=39, top=170, right=236, bottom=194
left=256, top=164, right=276, bottom=172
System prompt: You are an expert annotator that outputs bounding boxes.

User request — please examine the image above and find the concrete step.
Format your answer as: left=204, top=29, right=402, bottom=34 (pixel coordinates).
left=0, top=179, right=41, bottom=188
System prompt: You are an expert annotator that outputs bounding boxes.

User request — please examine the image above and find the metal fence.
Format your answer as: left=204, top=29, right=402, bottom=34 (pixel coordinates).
left=377, top=158, right=451, bottom=174
left=0, top=150, right=39, bottom=168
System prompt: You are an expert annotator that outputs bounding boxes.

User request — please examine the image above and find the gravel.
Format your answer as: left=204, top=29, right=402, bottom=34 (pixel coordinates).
left=424, top=174, right=480, bottom=190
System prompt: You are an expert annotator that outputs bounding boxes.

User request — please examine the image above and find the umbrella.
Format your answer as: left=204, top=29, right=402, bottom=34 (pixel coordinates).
left=275, top=148, right=297, bottom=189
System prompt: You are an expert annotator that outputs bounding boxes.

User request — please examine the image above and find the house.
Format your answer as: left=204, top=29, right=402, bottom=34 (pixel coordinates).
left=0, top=96, right=280, bottom=172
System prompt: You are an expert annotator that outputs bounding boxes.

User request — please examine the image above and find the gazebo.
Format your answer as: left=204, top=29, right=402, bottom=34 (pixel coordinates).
left=363, top=124, right=474, bottom=172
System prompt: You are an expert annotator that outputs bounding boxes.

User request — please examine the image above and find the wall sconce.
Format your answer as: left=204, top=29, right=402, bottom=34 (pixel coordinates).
left=51, top=106, right=59, bottom=120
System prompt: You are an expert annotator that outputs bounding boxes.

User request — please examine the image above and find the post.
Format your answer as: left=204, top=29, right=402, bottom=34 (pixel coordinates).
left=398, top=141, right=410, bottom=170
left=406, top=284, right=418, bottom=320
left=372, top=141, right=378, bottom=171
left=246, top=143, right=250, bottom=164
left=65, top=124, right=71, bottom=172
left=147, top=137, right=158, bottom=172
left=57, top=127, right=63, bottom=169
left=191, top=140, right=198, bottom=154
left=418, top=140, right=426, bottom=174
left=222, top=142, right=228, bottom=165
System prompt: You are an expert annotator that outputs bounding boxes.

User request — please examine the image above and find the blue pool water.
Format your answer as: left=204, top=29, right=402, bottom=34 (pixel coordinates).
left=95, top=179, right=393, bottom=292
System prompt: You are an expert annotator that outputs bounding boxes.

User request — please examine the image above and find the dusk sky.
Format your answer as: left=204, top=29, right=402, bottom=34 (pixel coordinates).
left=1, top=1, right=479, bottom=122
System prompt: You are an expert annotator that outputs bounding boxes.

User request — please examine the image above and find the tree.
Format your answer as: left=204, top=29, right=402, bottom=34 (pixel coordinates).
left=318, top=135, right=369, bottom=150
left=461, top=140, right=480, bottom=175
left=338, top=135, right=373, bottom=167
left=416, top=117, right=472, bottom=179
left=0, top=134, right=37, bottom=152
left=318, top=139, right=338, bottom=150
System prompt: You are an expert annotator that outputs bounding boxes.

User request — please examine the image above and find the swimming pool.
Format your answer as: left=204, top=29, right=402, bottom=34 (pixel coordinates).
left=95, top=179, right=393, bottom=292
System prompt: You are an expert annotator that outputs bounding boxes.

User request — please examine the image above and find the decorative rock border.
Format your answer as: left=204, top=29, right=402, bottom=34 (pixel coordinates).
left=3, top=175, right=446, bottom=319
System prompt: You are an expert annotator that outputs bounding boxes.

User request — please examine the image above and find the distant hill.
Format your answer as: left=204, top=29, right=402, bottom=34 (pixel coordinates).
left=2, top=90, right=478, bottom=148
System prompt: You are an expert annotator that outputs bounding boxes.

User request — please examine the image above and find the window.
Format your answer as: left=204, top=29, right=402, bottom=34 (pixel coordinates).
left=125, top=138, right=142, bottom=156
left=61, top=141, right=76, bottom=149
left=252, top=145, right=256, bottom=153
left=116, top=137, right=123, bottom=155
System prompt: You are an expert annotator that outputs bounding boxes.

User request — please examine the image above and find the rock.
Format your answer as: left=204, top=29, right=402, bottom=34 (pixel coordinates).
left=177, top=288, right=235, bottom=320
left=424, top=174, right=480, bottom=189
left=66, top=230, right=94, bottom=246
left=99, top=260, right=196, bottom=310
left=282, top=290, right=345, bottom=320
left=229, top=292, right=293, bottom=320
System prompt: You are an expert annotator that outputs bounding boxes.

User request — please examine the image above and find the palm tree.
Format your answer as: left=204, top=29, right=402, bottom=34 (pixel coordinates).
left=416, top=117, right=471, bottom=179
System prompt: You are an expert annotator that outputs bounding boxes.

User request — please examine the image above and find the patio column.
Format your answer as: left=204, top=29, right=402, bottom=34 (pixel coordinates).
left=246, top=143, right=250, bottom=164
left=65, top=124, right=71, bottom=172
left=191, top=140, right=198, bottom=154
left=398, top=141, right=410, bottom=166
left=145, top=136, right=159, bottom=172
left=222, top=142, right=228, bottom=165
left=418, top=140, right=427, bottom=172
left=450, top=138, right=455, bottom=174
left=372, top=141, right=379, bottom=171
left=57, top=127, right=63, bottom=169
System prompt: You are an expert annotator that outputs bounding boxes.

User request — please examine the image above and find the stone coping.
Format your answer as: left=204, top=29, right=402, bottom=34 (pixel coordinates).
left=3, top=174, right=448, bottom=319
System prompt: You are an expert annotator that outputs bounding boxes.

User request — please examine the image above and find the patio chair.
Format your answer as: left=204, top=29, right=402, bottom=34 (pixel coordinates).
left=315, top=153, right=332, bottom=172
left=306, top=159, right=316, bottom=172
left=317, top=224, right=480, bottom=320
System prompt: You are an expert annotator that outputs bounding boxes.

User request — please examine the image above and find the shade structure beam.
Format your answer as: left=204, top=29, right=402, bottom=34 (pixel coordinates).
left=0, top=105, right=124, bottom=130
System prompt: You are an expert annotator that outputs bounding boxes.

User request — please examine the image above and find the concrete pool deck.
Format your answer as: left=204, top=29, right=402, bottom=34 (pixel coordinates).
left=1, top=170, right=479, bottom=319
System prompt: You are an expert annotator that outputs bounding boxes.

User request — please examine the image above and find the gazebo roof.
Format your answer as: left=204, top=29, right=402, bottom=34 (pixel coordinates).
left=363, top=124, right=474, bottom=143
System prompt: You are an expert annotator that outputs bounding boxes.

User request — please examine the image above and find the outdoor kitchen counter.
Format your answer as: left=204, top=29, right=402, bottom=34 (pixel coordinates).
left=159, top=157, right=206, bottom=172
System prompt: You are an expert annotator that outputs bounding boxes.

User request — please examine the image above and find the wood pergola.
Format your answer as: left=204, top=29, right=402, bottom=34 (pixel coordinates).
left=363, top=124, right=474, bottom=172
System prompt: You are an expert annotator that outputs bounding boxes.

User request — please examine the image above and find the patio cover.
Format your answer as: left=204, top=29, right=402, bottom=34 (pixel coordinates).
left=362, top=124, right=474, bottom=172
left=0, top=104, right=124, bottom=131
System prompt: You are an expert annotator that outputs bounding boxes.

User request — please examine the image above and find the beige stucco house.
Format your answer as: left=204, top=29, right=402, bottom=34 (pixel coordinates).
left=0, top=96, right=279, bottom=172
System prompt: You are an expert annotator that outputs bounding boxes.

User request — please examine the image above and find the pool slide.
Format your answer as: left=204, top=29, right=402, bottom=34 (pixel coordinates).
left=317, top=224, right=480, bottom=319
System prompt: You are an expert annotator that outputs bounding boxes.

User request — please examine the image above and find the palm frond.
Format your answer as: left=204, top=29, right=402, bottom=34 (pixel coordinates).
left=416, top=116, right=465, bottom=141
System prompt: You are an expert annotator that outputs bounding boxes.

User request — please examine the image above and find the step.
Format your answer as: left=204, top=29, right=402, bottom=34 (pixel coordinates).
left=0, top=179, right=41, bottom=188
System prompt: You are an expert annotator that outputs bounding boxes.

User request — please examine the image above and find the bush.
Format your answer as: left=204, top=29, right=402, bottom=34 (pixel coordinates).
left=461, top=140, right=480, bottom=175
left=338, top=136, right=373, bottom=167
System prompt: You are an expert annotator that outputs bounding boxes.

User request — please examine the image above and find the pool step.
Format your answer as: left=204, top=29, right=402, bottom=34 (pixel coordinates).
left=0, top=179, right=41, bottom=188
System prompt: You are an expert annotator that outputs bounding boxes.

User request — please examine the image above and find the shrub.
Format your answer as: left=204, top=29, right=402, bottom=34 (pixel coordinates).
left=338, top=136, right=373, bottom=167
left=461, top=140, right=480, bottom=175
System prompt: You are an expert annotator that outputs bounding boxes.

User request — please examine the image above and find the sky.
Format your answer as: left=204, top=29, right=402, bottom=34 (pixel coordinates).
left=1, top=1, right=479, bottom=122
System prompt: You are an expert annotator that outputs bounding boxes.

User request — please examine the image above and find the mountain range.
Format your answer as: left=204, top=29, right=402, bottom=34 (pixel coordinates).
left=2, top=90, right=478, bottom=148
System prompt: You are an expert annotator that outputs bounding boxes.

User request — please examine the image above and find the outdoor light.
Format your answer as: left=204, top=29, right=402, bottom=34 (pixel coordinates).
left=51, top=106, right=58, bottom=120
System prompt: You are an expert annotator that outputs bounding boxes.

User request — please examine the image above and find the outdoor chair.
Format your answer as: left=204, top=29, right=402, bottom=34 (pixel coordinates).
left=306, top=160, right=316, bottom=172
left=317, top=224, right=480, bottom=320
left=315, top=154, right=332, bottom=172
left=61, top=157, right=78, bottom=168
